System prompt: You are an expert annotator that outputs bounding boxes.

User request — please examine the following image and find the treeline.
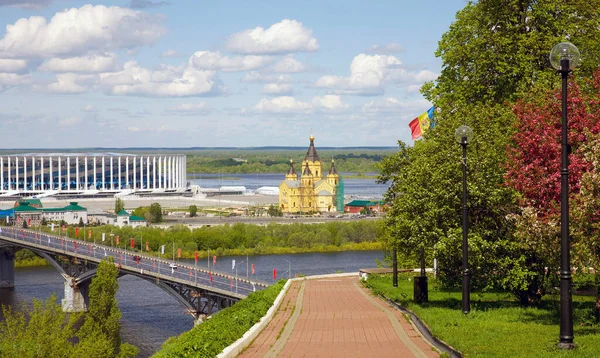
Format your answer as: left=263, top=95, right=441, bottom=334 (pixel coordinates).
left=184, top=149, right=396, bottom=174
left=34, top=220, right=381, bottom=257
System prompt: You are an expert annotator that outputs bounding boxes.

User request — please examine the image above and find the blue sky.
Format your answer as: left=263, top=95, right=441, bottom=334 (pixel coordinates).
left=0, top=0, right=468, bottom=148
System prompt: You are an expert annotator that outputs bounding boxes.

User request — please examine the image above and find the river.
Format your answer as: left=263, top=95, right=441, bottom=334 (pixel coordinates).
left=0, top=250, right=384, bottom=357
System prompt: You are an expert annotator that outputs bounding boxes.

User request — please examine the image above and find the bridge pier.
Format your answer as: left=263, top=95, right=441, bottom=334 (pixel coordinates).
left=62, top=278, right=90, bottom=312
left=0, top=247, right=15, bottom=288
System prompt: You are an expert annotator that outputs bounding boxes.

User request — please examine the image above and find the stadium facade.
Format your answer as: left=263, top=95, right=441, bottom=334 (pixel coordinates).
left=0, top=153, right=187, bottom=195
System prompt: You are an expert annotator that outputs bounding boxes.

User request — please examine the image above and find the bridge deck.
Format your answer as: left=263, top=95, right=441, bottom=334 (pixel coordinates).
left=0, top=227, right=268, bottom=299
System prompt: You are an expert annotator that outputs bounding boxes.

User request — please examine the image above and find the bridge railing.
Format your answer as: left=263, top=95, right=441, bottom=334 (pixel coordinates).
left=0, top=226, right=269, bottom=298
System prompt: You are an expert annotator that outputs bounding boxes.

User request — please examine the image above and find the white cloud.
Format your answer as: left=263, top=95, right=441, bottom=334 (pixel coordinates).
left=39, top=53, right=118, bottom=73
left=82, top=104, right=97, bottom=112
left=59, top=116, right=81, bottom=126
left=315, top=54, right=438, bottom=95
left=161, top=49, right=179, bottom=58
left=241, top=71, right=292, bottom=84
left=312, top=95, right=349, bottom=113
left=100, top=61, right=225, bottom=97
left=272, top=56, right=305, bottom=73
left=189, top=51, right=272, bottom=72
left=165, top=102, right=212, bottom=115
left=361, top=97, right=430, bottom=116
left=367, top=43, right=404, bottom=54
left=46, top=73, right=95, bottom=94
left=0, top=5, right=165, bottom=58
left=250, top=96, right=312, bottom=115
left=0, top=58, right=27, bottom=72
left=263, top=83, right=293, bottom=95
left=226, top=19, right=318, bottom=55
left=0, top=0, right=53, bottom=9
left=0, top=72, right=32, bottom=89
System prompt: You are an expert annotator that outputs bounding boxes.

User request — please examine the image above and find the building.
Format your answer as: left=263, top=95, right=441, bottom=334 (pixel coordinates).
left=278, top=135, right=342, bottom=213
left=7, top=201, right=88, bottom=226
left=89, top=209, right=148, bottom=228
left=0, top=153, right=187, bottom=196
left=344, top=200, right=386, bottom=214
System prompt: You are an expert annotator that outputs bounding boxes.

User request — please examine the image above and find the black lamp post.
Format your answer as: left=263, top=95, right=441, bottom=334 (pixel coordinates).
left=550, top=41, right=580, bottom=349
left=455, top=125, right=473, bottom=314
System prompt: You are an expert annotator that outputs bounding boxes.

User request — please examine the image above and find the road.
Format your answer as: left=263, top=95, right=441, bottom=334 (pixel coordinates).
left=0, top=227, right=267, bottom=297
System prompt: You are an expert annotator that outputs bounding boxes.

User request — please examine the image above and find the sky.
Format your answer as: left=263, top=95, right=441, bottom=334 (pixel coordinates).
left=0, top=0, right=469, bottom=149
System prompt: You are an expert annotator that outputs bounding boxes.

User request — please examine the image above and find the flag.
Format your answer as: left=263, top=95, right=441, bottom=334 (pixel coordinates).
left=232, top=259, right=235, bottom=271
left=252, top=263, right=255, bottom=275
left=102, top=233, right=105, bottom=242
left=116, top=235, right=120, bottom=245
left=195, top=251, right=198, bottom=262
left=171, top=267, right=174, bottom=274
left=209, top=272, right=213, bottom=282
left=161, top=245, right=165, bottom=255
left=74, top=241, right=78, bottom=251
left=6, top=215, right=9, bottom=224
left=409, top=106, right=436, bottom=140
left=190, top=269, right=193, bottom=277
left=130, top=238, right=135, bottom=248
left=75, top=227, right=79, bottom=237
left=27, top=218, right=31, bottom=226
left=273, top=268, right=277, bottom=280
left=213, top=256, right=216, bottom=265
left=51, top=223, right=54, bottom=231
left=89, top=245, right=92, bottom=254
left=177, top=248, right=181, bottom=258
left=88, top=230, right=91, bottom=239
left=146, top=241, right=149, bottom=251
left=251, top=282, right=256, bottom=292
left=62, top=225, right=66, bottom=233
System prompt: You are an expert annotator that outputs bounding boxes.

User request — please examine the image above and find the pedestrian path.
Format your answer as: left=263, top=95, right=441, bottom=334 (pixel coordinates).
left=238, top=276, right=439, bottom=358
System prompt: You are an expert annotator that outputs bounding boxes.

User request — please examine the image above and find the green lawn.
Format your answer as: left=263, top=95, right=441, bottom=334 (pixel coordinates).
left=365, top=274, right=600, bottom=358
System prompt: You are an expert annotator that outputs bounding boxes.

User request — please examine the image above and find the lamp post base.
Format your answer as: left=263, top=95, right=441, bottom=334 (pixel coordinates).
left=557, top=342, right=575, bottom=350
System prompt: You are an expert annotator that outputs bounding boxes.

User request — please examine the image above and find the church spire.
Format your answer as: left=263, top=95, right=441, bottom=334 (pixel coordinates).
left=287, top=159, right=297, bottom=176
left=305, top=134, right=320, bottom=162
left=302, top=161, right=312, bottom=176
left=328, top=157, right=338, bottom=175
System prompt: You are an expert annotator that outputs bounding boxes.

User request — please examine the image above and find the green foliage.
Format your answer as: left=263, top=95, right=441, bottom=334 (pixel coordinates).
left=79, top=217, right=84, bottom=227
left=189, top=205, right=197, bottom=217
left=41, top=217, right=47, bottom=226
left=114, top=198, right=124, bottom=214
left=0, top=295, right=81, bottom=358
left=365, top=274, right=600, bottom=358
left=78, top=258, right=138, bottom=358
left=149, top=203, right=163, bottom=223
left=22, top=220, right=27, bottom=229
left=154, top=280, right=286, bottom=357
left=267, top=204, right=283, bottom=217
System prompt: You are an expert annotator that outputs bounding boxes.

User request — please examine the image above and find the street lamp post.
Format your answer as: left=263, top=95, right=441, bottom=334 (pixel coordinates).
left=455, top=125, right=474, bottom=314
left=550, top=41, right=580, bottom=350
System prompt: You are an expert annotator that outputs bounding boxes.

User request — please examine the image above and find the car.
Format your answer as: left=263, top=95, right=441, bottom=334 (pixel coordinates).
left=169, top=263, right=178, bottom=269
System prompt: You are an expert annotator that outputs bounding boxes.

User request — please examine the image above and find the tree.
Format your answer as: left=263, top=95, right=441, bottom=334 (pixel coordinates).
left=41, top=217, right=47, bottom=226
left=189, top=205, right=198, bottom=217
left=379, top=0, right=600, bottom=302
left=22, top=220, right=28, bottom=229
left=77, top=258, right=138, bottom=357
left=114, top=198, right=124, bottom=214
left=267, top=204, right=282, bottom=217
left=149, top=202, right=162, bottom=223
left=79, top=217, right=84, bottom=227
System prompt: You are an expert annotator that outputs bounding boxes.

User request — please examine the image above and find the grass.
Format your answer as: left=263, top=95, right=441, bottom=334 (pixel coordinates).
left=365, top=274, right=600, bottom=358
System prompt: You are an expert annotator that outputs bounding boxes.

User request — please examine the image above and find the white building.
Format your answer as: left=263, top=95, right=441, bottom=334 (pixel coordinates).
left=0, top=153, right=187, bottom=195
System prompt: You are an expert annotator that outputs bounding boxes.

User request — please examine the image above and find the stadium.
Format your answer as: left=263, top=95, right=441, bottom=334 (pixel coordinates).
left=0, top=153, right=187, bottom=198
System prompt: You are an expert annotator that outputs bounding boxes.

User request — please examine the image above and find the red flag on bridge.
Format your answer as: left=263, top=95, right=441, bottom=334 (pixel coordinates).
left=74, top=241, right=78, bottom=251
left=89, top=245, right=92, bottom=254
left=146, top=241, right=149, bottom=251
left=130, top=238, right=135, bottom=248
left=273, top=268, right=277, bottom=281
left=252, top=263, right=255, bottom=275
left=75, top=227, right=79, bottom=237
left=34, top=233, right=39, bottom=241
left=177, top=248, right=181, bottom=258
left=88, top=230, right=92, bottom=239
left=213, top=256, right=216, bottom=265
left=27, top=218, right=31, bottom=226
left=116, top=235, right=120, bottom=245
left=209, top=272, right=213, bottom=282
left=190, top=269, right=193, bottom=277
left=195, top=251, right=198, bottom=262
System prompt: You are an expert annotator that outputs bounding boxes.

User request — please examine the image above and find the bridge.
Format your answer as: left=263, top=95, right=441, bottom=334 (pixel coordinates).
left=0, top=227, right=269, bottom=323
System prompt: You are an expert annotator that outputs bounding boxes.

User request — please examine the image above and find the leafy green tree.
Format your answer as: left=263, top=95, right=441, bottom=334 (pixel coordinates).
left=77, top=258, right=138, bottom=357
left=189, top=205, right=198, bottom=217
left=267, top=204, right=282, bottom=217
left=22, top=220, right=28, bottom=229
left=114, top=198, right=124, bottom=214
left=79, top=217, right=84, bottom=227
left=41, top=217, right=47, bottom=226
left=149, top=202, right=163, bottom=223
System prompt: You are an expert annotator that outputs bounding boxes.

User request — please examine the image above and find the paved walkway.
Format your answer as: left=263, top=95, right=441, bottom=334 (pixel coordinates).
left=239, top=276, right=439, bottom=358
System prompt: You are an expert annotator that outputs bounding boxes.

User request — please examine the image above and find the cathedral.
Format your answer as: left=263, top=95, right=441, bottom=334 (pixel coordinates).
left=279, top=135, right=340, bottom=213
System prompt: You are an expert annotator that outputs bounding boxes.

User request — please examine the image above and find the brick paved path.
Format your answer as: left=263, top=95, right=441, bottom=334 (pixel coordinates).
left=239, top=276, right=439, bottom=358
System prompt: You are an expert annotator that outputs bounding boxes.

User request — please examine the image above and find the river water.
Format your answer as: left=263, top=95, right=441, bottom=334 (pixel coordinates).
left=0, top=250, right=384, bottom=357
